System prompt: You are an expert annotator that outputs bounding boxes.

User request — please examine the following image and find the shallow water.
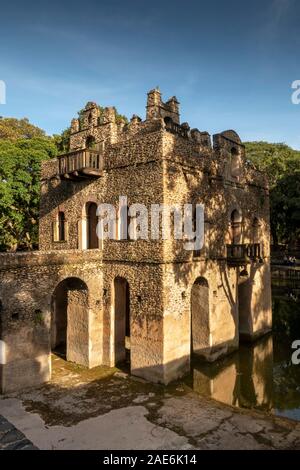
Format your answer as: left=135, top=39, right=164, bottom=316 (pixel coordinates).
left=184, top=288, right=300, bottom=421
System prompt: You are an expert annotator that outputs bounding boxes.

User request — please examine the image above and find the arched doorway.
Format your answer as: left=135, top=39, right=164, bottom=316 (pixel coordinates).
left=191, top=277, right=210, bottom=356
left=51, top=277, right=89, bottom=365
left=86, top=202, right=98, bottom=249
left=113, top=277, right=130, bottom=365
left=230, top=209, right=242, bottom=244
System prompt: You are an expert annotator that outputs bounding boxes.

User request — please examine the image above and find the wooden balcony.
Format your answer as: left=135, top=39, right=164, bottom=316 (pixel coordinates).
left=58, top=149, right=104, bottom=180
left=226, top=243, right=261, bottom=266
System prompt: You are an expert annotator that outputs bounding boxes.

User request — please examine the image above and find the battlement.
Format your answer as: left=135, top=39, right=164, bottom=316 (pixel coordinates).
left=146, top=87, right=180, bottom=124
left=54, top=89, right=268, bottom=189
left=68, top=89, right=209, bottom=152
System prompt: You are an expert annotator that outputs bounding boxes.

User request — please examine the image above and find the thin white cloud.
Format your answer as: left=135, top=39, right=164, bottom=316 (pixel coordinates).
left=266, top=0, right=295, bottom=35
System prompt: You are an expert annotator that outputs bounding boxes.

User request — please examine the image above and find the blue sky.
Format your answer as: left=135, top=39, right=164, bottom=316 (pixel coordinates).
left=1, top=0, right=300, bottom=147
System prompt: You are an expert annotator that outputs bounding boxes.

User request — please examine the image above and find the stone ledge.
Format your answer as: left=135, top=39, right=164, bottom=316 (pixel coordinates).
left=0, top=249, right=103, bottom=270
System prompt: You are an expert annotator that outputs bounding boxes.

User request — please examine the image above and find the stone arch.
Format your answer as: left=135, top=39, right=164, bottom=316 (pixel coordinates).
left=164, top=116, right=173, bottom=125
left=51, top=277, right=89, bottom=366
left=113, top=276, right=130, bottom=365
left=86, top=135, right=96, bottom=149
left=220, top=130, right=242, bottom=144
left=191, top=277, right=210, bottom=356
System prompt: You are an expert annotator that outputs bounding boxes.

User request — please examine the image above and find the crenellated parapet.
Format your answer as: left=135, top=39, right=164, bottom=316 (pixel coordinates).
left=146, top=87, right=180, bottom=124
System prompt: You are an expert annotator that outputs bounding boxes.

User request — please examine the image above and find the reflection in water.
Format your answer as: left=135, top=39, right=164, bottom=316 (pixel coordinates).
left=187, top=291, right=300, bottom=421
left=191, top=335, right=273, bottom=412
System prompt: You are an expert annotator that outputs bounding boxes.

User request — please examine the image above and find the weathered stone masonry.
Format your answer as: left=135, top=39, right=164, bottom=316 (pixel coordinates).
left=0, top=88, right=272, bottom=392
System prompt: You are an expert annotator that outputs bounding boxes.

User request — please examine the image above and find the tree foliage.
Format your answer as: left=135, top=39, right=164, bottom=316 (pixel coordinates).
left=0, top=117, right=46, bottom=140
left=245, top=141, right=300, bottom=246
left=52, top=127, right=71, bottom=154
left=0, top=136, right=57, bottom=251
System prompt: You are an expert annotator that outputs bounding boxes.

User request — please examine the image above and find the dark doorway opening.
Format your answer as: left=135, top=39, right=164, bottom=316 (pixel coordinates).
left=114, top=277, right=130, bottom=368
left=86, top=202, right=98, bottom=249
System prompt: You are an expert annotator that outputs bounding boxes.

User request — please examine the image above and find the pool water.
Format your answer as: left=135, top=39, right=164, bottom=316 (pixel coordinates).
left=183, top=292, right=300, bottom=421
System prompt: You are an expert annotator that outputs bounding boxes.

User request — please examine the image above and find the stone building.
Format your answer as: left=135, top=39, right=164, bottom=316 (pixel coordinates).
left=0, top=88, right=272, bottom=393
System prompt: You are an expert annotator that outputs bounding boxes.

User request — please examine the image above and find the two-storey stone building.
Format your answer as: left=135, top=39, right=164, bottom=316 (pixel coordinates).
left=0, top=89, right=272, bottom=392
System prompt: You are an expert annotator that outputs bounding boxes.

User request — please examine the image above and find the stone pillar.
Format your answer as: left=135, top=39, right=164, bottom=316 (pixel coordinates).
left=146, top=88, right=162, bottom=120
left=71, top=118, right=79, bottom=133
left=238, top=262, right=272, bottom=341
left=0, top=324, right=51, bottom=394
left=66, top=290, right=89, bottom=366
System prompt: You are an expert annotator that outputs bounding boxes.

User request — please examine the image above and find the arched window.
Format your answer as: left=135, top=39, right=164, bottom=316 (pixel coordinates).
left=86, top=135, right=96, bottom=149
left=58, top=211, right=66, bottom=241
left=164, top=116, right=173, bottom=130
left=86, top=202, right=98, bottom=249
left=79, top=202, right=100, bottom=249
left=53, top=211, right=67, bottom=242
left=231, top=209, right=242, bottom=244
left=113, top=277, right=130, bottom=365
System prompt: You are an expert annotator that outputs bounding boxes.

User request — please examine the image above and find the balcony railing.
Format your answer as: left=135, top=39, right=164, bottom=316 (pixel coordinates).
left=226, top=243, right=261, bottom=266
left=58, top=149, right=104, bottom=180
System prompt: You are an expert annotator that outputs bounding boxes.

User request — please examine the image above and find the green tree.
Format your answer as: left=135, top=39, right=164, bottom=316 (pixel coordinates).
left=0, top=117, right=46, bottom=140
left=0, top=137, right=57, bottom=251
left=271, top=173, right=300, bottom=246
left=244, top=141, right=300, bottom=187
left=244, top=141, right=300, bottom=246
left=52, top=127, right=71, bottom=153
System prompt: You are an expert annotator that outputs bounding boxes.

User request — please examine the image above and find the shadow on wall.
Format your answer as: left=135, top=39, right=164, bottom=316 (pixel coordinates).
left=40, top=172, right=95, bottom=220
